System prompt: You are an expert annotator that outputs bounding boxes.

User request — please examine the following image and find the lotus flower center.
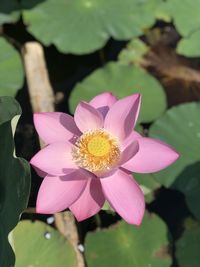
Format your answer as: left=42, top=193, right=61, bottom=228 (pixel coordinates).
left=87, top=136, right=110, bottom=157
left=72, top=129, right=120, bottom=174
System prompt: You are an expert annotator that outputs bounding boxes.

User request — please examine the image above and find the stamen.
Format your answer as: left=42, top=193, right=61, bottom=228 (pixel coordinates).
left=72, top=129, right=120, bottom=174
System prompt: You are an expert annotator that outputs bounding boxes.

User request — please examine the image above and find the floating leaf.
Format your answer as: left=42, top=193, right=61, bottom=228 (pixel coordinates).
left=0, top=0, right=20, bottom=25
left=177, top=30, right=200, bottom=57
left=149, top=103, right=200, bottom=188
left=85, top=213, right=171, bottom=267
left=12, top=220, right=77, bottom=267
left=172, top=162, right=200, bottom=220
left=162, top=0, right=200, bottom=36
left=0, top=37, right=24, bottom=97
left=0, top=97, right=31, bottom=267
left=154, top=0, right=171, bottom=22
left=69, top=62, right=166, bottom=123
left=21, top=0, right=159, bottom=54
left=176, top=219, right=200, bottom=267
left=160, top=0, right=200, bottom=57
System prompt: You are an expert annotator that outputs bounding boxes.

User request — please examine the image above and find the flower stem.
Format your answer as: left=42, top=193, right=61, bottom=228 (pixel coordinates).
left=22, top=41, right=85, bottom=267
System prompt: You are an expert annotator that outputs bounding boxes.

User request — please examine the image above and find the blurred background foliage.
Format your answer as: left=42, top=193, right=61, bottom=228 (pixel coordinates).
left=0, top=0, right=200, bottom=266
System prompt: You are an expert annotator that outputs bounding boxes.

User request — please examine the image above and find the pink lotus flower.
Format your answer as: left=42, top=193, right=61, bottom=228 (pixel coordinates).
left=30, top=93, right=179, bottom=225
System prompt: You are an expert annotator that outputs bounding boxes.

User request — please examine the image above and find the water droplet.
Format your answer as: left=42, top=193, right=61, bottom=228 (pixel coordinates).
left=78, top=244, right=84, bottom=253
left=188, top=122, right=194, bottom=127
left=44, top=232, right=51, bottom=240
left=47, top=216, right=54, bottom=224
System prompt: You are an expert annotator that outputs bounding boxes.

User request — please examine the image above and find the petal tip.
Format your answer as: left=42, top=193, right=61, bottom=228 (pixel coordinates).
left=175, top=150, right=181, bottom=159
left=123, top=213, right=144, bottom=225
left=72, top=213, right=87, bottom=222
left=126, top=208, right=145, bottom=226
left=72, top=211, right=98, bottom=222
left=29, top=157, right=35, bottom=166
left=172, top=150, right=181, bottom=164
left=133, top=212, right=145, bottom=226
left=128, top=199, right=145, bottom=226
left=36, top=196, right=58, bottom=215
left=134, top=93, right=141, bottom=98
left=130, top=93, right=141, bottom=101
left=36, top=203, right=50, bottom=214
left=29, top=155, right=40, bottom=169
left=166, top=146, right=180, bottom=165
left=107, top=91, right=115, bottom=97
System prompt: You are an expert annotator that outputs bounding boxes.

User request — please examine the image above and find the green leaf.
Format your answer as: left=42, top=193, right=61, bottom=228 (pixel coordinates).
left=149, top=103, right=200, bottom=188
left=118, top=38, right=149, bottom=65
left=13, top=220, right=77, bottom=267
left=177, top=30, right=200, bottom=57
left=0, top=0, right=20, bottom=25
left=160, top=0, right=200, bottom=57
left=85, top=213, right=171, bottom=267
left=172, top=162, right=200, bottom=220
left=163, top=0, right=200, bottom=36
left=21, top=0, right=159, bottom=54
left=154, top=0, right=171, bottom=22
left=0, top=97, right=31, bottom=267
left=69, top=62, right=166, bottom=123
left=176, top=219, right=200, bottom=267
left=0, top=37, right=24, bottom=97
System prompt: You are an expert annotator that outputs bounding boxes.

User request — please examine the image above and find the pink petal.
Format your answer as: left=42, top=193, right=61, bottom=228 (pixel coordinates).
left=122, top=137, right=180, bottom=173
left=101, top=169, right=145, bottom=225
left=74, top=101, right=104, bottom=133
left=89, top=92, right=117, bottom=117
left=122, top=131, right=142, bottom=149
left=34, top=112, right=81, bottom=144
left=104, top=94, right=141, bottom=141
left=36, top=171, right=88, bottom=214
left=70, top=178, right=105, bottom=221
left=120, top=141, right=139, bottom=165
left=30, top=142, right=77, bottom=176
